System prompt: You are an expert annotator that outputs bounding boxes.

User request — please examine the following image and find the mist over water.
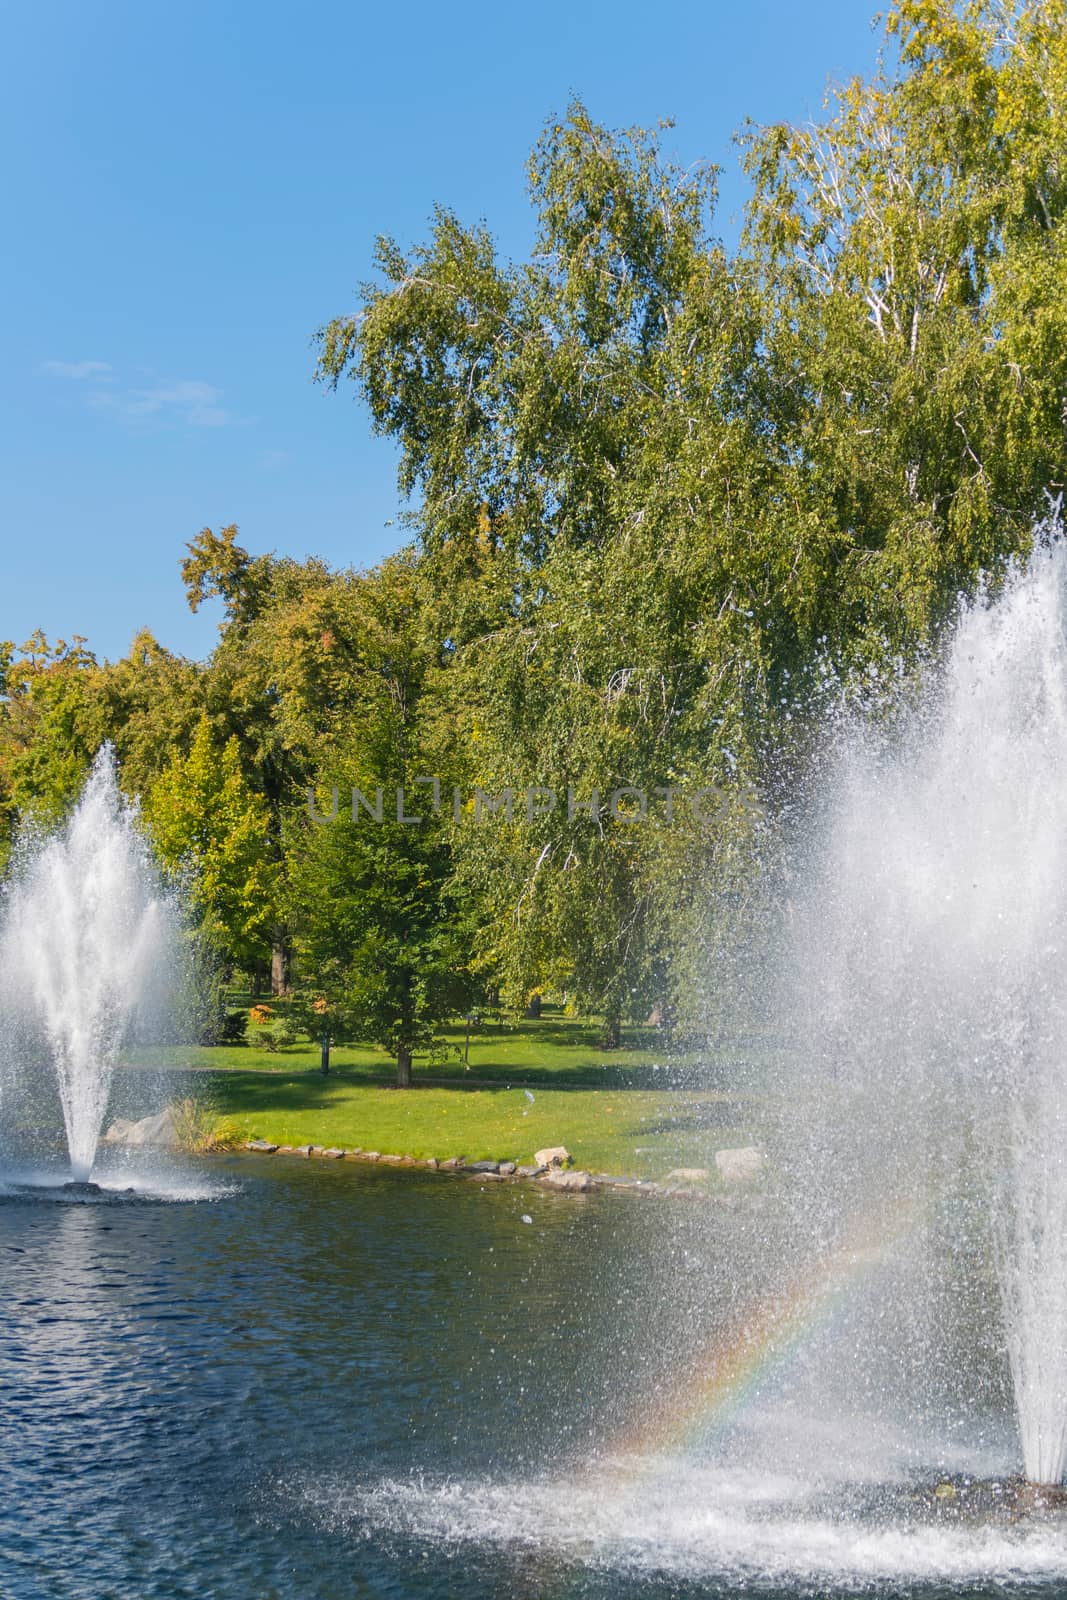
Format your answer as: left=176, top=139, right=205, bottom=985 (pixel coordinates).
left=778, top=535, right=1067, bottom=1485
left=0, top=748, right=171, bottom=1180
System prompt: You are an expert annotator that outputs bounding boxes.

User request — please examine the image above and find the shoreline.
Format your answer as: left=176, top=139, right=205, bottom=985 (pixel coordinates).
left=235, top=1138, right=753, bottom=1203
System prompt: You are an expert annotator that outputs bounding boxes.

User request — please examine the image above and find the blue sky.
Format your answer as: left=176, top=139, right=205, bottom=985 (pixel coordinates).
left=2, top=0, right=883, bottom=663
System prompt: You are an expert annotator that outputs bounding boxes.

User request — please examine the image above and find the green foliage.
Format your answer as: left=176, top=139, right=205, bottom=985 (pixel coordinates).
left=292, top=803, right=473, bottom=1082
left=0, top=634, right=100, bottom=845
left=171, top=1097, right=245, bottom=1153
left=219, top=1009, right=251, bottom=1046
left=739, top=0, right=1067, bottom=664
left=317, top=100, right=775, bottom=1031
left=285, top=558, right=475, bottom=1081
left=144, top=718, right=281, bottom=970
left=6, top=3, right=1067, bottom=1049
left=247, top=1005, right=301, bottom=1052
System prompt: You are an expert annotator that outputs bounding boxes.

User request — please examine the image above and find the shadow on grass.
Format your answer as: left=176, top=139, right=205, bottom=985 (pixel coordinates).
left=415, top=1062, right=755, bottom=1091
left=249, top=1059, right=748, bottom=1090
left=192, top=1066, right=762, bottom=1125
left=437, top=1017, right=664, bottom=1051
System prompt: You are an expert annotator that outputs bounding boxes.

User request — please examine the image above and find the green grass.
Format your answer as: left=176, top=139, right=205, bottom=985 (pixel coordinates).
left=129, top=1010, right=771, bottom=1179
left=204, top=1072, right=756, bottom=1178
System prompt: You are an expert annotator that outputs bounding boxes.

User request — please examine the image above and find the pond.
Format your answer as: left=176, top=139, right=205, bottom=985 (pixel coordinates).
left=1, top=1155, right=1065, bottom=1600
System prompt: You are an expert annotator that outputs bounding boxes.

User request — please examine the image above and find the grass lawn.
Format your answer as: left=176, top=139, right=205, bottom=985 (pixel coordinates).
left=134, top=1010, right=771, bottom=1180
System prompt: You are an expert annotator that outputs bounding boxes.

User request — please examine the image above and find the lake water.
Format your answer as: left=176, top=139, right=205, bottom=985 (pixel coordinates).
left=2, top=1155, right=1066, bottom=1599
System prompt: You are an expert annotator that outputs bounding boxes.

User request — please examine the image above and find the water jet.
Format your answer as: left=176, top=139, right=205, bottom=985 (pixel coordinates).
left=0, top=747, right=170, bottom=1183
left=778, top=535, right=1067, bottom=1488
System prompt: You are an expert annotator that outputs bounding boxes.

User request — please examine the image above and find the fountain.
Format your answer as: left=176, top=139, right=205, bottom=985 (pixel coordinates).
left=7, top=570, right=1067, bottom=1591
left=778, top=532, right=1067, bottom=1488
left=0, top=747, right=170, bottom=1182
left=311, top=540, right=1067, bottom=1588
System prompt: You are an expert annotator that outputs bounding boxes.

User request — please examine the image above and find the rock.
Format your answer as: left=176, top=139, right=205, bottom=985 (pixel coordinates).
left=363, top=1151, right=381, bottom=1162
left=540, top=1168, right=595, bottom=1192
left=439, top=1157, right=465, bottom=1171
left=515, top=1164, right=542, bottom=1179
left=465, top=1160, right=500, bottom=1174
left=245, top=1140, right=278, bottom=1154
left=344, top=1148, right=364, bottom=1158
left=662, top=1167, right=710, bottom=1189
left=293, top=1144, right=316, bottom=1158
left=469, top=1170, right=506, bottom=1182
left=425, top=1157, right=439, bottom=1170
left=142, top=1107, right=181, bottom=1148
left=379, top=1153, right=407, bottom=1165
left=102, top=1107, right=180, bottom=1149
left=714, top=1147, right=765, bottom=1186
left=101, top=1118, right=136, bottom=1145
left=321, top=1148, right=345, bottom=1158
left=534, top=1146, right=571, bottom=1169
left=275, top=1145, right=295, bottom=1155
left=498, top=1161, right=517, bottom=1176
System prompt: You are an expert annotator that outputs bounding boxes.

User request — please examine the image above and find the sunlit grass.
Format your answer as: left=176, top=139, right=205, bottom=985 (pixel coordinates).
left=128, top=1010, right=770, bottom=1178
left=200, top=1072, right=755, bottom=1178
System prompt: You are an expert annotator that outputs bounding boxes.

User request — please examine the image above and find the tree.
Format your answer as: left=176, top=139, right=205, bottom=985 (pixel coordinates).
left=291, top=803, right=472, bottom=1085
left=90, top=630, right=205, bottom=803
left=313, top=15, right=1067, bottom=1033
left=739, top=0, right=1067, bottom=669
left=7, top=5, right=1067, bottom=1055
left=0, top=633, right=101, bottom=864
left=144, top=717, right=281, bottom=974
left=287, top=555, right=474, bottom=1085
left=314, top=102, right=773, bottom=1033
left=181, top=524, right=340, bottom=992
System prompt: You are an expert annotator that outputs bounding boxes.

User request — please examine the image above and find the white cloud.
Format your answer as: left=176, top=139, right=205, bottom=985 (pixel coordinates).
left=40, top=359, right=113, bottom=380
left=43, top=360, right=248, bottom=430
left=107, top=379, right=238, bottom=429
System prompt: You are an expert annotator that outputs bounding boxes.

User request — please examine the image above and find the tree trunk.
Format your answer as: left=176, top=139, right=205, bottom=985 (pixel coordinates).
left=396, top=1046, right=413, bottom=1088
left=601, top=1013, right=621, bottom=1049
left=320, top=1030, right=331, bottom=1077
left=524, top=993, right=542, bottom=1019
left=271, top=937, right=291, bottom=997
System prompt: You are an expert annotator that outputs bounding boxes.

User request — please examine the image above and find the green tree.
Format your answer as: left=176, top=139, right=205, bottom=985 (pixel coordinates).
left=740, top=0, right=1067, bottom=666
left=0, top=633, right=100, bottom=859
left=292, top=804, right=471, bottom=1085
left=144, top=717, right=281, bottom=973
left=314, top=102, right=772, bottom=1034
left=287, top=554, right=474, bottom=1084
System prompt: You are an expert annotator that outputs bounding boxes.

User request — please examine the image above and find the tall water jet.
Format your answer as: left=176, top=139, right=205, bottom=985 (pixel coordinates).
left=778, top=535, right=1067, bottom=1486
left=0, top=748, right=169, bottom=1181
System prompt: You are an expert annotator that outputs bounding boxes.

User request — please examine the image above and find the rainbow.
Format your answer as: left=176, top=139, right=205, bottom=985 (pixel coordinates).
left=610, top=1203, right=918, bottom=1462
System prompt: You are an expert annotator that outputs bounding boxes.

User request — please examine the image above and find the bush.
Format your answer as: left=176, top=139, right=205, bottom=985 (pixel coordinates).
left=264, top=1019, right=299, bottom=1052
left=171, top=1097, right=244, bottom=1152
left=219, top=1010, right=250, bottom=1045
left=247, top=1004, right=300, bottom=1053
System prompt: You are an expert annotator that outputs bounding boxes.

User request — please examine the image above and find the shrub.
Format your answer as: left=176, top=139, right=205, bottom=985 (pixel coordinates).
left=247, top=1004, right=300, bottom=1053
left=219, top=1010, right=250, bottom=1045
left=171, top=1097, right=244, bottom=1152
